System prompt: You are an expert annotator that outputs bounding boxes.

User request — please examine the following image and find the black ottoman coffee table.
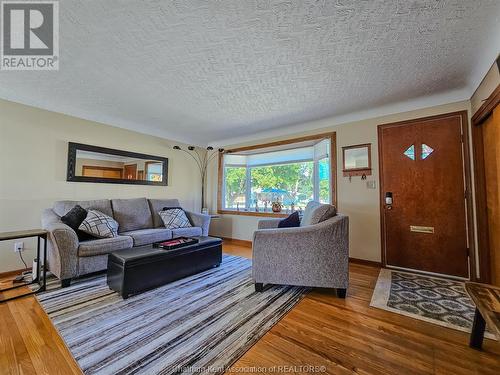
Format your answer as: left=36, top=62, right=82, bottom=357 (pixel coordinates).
left=107, top=236, right=222, bottom=299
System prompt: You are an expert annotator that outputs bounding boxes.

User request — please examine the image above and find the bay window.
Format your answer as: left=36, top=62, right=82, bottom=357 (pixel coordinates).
left=219, top=134, right=335, bottom=215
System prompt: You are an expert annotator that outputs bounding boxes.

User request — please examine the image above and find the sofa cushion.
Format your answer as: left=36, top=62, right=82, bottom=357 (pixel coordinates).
left=148, top=199, right=181, bottom=227
left=78, top=235, right=133, bottom=257
left=172, top=227, right=202, bottom=238
left=53, top=199, right=113, bottom=217
left=120, top=228, right=173, bottom=246
left=112, top=198, right=153, bottom=232
left=301, top=201, right=336, bottom=226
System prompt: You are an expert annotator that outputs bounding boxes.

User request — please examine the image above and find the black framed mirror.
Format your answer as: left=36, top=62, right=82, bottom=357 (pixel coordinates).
left=67, top=142, right=168, bottom=186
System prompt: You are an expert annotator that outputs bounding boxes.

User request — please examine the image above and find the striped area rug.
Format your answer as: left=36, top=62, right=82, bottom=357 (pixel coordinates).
left=36, top=255, right=307, bottom=375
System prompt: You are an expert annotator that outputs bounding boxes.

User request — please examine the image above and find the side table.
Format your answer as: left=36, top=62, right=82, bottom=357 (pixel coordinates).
left=465, top=281, right=500, bottom=350
left=0, top=229, right=48, bottom=303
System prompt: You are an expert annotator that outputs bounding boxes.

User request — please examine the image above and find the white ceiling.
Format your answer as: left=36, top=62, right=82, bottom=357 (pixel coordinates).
left=1, top=0, right=499, bottom=146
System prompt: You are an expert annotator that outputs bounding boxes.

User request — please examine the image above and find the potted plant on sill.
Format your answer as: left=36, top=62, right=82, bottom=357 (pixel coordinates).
left=271, top=200, right=283, bottom=213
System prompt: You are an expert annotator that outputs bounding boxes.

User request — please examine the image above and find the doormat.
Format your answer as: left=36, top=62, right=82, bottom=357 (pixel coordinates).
left=370, top=268, right=496, bottom=339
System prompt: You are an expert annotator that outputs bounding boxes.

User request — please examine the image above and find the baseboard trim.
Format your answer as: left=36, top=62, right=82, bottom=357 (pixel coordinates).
left=349, top=257, right=382, bottom=267
left=0, top=268, right=30, bottom=279
left=220, top=237, right=252, bottom=248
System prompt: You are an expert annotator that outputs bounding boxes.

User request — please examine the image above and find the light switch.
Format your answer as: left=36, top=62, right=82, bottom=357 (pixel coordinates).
left=366, top=181, right=376, bottom=189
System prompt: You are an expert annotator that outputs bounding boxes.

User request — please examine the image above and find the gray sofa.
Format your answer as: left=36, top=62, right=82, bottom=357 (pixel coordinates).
left=41, top=198, right=210, bottom=286
left=252, top=202, right=349, bottom=297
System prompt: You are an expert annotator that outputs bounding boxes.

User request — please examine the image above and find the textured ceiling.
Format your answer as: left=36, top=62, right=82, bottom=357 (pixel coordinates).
left=0, top=0, right=499, bottom=145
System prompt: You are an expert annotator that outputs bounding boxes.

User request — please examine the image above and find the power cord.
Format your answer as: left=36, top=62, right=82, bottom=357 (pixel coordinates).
left=18, top=250, right=28, bottom=269
left=13, top=251, right=32, bottom=283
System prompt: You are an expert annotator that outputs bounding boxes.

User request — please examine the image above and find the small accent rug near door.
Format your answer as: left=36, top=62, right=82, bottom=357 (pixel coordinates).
left=36, top=255, right=308, bottom=375
left=370, top=268, right=495, bottom=339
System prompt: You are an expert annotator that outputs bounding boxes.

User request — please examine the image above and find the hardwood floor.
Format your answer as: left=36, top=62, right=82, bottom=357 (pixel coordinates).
left=1, top=242, right=499, bottom=374
left=0, top=282, right=81, bottom=374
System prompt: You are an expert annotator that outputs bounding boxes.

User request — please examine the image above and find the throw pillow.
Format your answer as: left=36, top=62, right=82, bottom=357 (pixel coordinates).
left=300, top=201, right=320, bottom=226
left=61, top=205, right=95, bottom=241
left=78, top=209, right=119, bottom=238
left=301, top=201, right=337, bottom=226
left=309, top=204, right=337, bottom=225
left=278, top=211, right=300, bottom=228
left=159, top=207, right=192, bottom=229
left=61, top=204, right=87, bottom=231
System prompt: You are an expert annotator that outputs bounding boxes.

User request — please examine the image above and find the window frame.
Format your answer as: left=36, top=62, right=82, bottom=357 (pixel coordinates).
left=217, top=132, right=337, bottom=217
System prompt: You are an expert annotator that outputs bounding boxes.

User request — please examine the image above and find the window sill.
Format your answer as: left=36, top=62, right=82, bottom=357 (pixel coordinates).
left=217, top=209, right=289, bottom=218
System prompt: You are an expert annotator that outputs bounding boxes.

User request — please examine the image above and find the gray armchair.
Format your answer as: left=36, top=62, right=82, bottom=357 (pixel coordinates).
left=252, top=205, right=349, bottom=297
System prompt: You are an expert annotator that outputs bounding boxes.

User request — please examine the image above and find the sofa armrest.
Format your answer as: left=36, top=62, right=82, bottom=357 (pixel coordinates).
left=185, top=211, right=211, bottom=236
left=42, top=208, right=79, bottom=279
left=257, top=218, right=282, bottom=229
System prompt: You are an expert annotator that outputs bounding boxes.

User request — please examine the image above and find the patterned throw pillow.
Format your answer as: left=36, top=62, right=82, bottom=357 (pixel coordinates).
left=159, top=208, right=192, bottom=229
left=78, top=209, right=119, bottom=238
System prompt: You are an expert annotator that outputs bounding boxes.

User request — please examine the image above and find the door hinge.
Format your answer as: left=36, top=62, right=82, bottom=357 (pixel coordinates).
left=461, top=133, right=465, bottom=143
left=466, top=248, right=470, bottom=257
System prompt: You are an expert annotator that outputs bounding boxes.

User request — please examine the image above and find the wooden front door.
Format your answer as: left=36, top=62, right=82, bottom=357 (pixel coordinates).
left=379, top=112, right=470, bottom=278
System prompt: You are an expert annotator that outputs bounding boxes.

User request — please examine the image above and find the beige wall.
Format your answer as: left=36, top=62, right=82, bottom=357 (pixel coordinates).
left=207, top=101, right=470, bottom=262
left=471, top=61, right=500, bottom=115
left=0, top=99, right=201, bottom=273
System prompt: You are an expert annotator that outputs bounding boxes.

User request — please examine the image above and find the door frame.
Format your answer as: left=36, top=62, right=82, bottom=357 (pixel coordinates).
left=471, top=84, right=500, bottom=283
left=377, top=111, right=475, bottom=279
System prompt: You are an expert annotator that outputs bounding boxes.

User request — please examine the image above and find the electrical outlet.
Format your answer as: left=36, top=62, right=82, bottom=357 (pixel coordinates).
left=14, top=241, right=24, bottom=252
left=366, top=181, right=376, bottom=189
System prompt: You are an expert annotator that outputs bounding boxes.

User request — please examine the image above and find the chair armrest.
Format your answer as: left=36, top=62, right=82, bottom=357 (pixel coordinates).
left=185, top=211, right=211, bottom=236
left=257, top=218, right=282, bottom=229
left=42, top=208, right=79, bottom=279
left=253, top=224, right=323, bottom=246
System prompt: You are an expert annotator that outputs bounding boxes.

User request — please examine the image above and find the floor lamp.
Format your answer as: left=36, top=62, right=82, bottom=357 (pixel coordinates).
left=173, top=145, right=224, bottom=213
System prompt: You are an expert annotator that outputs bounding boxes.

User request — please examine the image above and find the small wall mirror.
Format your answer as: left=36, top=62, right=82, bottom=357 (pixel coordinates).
left=342, top=143, right=372, bottom=177
left=67, top=142, right=168, bottom=185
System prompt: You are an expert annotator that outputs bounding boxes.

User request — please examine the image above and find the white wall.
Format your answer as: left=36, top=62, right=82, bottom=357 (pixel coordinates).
left=0, top=99, right=201, bottom=273
left=207, top=101, right=470, bottom=262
